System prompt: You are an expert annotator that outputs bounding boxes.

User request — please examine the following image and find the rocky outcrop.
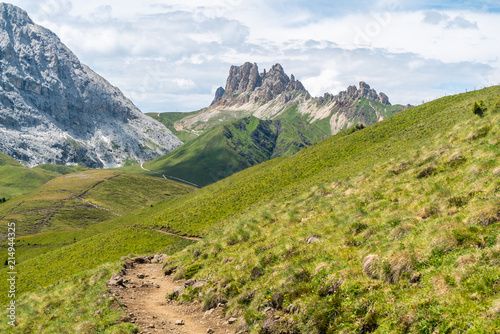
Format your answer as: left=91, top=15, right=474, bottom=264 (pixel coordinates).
left=167, top=62, right=410, bottom=138
left=316, top=81, right=391, bottom=106
left=210, top=87, right=225, bottom=106
left=213, top=63, right=392, bottom=110
left=0, top=3, right=182, bottom=168
left=215, top=62, right=310, bottom=106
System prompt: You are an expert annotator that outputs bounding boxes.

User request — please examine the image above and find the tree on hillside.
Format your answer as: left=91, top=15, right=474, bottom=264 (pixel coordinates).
left=472, top=101, right=487, bottom=116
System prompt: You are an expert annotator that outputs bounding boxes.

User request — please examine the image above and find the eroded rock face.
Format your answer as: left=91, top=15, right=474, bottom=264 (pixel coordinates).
left=216, top=62, right=309, bottom=106
left=326, top=81, right=392, bottom=106
left=0, top=3, right=182, bottom=167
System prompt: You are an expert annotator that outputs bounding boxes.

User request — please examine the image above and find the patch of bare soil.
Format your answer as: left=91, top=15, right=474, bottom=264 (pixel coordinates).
left=108, top=260, right=236, bottom=334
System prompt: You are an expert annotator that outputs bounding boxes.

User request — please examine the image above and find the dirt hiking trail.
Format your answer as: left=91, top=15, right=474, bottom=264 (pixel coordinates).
left=108, top=261, right=236, bottom=334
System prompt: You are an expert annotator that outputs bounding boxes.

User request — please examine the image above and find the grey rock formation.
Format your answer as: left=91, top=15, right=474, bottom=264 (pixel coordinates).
left=317, top=81, right=391, bottom=106
left=213, top=62, right=390, bottom=109
left=172, top=62, right=409, bottom=138
left=210, top=87, right=225, bottom=106
left=215, top=62, right=309, bottom=106
left=0, top=3, right=182, bottom=168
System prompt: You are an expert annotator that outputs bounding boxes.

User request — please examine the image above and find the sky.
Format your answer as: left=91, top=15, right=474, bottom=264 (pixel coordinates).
left=7, top=0, right=500, bottom=112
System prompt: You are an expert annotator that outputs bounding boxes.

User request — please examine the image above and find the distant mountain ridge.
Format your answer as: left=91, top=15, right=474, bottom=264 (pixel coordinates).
left=0, top=3, right=182, bottom=168
left=170, top=62, right=409, bottom=137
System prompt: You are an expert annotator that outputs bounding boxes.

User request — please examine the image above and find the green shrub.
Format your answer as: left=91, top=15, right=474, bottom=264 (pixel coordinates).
left=472, top=101, right=487, bottom=116
left=184, top=263, right=202, bottom=279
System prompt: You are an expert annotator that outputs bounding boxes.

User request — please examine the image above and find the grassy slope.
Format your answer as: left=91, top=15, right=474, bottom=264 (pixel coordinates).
left=137, top=88, right=500, bottom=237
left=159, top=87, right=500, bottom=333
left=0, top=170, right=194, bottom=285
left=2, top=87, right=499, bottom=332
left=0, top=153, right=73, bottom=200
left=146, top=111, right=200, bottom=143
left=122, top=116, right=324, bottom=187
left=0, top=194, right=196, bottom=307
left=0, top=170, right=193, bottom=237
left=0, top=262, right=139, bottom=333
left=137, top=100, right=395, bottom=188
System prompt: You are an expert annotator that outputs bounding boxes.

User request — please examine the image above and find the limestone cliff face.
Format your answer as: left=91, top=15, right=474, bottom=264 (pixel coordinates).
left=0, top=3, right=182, bottom=168
left=176, top=62, right=408, bottom=136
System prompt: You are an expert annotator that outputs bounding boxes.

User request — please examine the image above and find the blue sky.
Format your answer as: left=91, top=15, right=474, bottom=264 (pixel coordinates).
left=7, top=0, right=500, bottom=112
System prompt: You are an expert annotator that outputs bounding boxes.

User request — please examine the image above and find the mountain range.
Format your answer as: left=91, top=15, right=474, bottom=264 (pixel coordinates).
left=0, top=3, right=181, bottom=169
left=1, top=3, right=500, bottom=333
left=140, top=62, right=409, bottom=186
left=160, top=62, right=409, bottom=139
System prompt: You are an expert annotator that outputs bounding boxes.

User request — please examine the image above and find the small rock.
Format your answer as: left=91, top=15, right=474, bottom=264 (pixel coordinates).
left=107, top=273, right=124, bottom=287
left=184, top=279, right=196, bottom=287
left=207, top=328, right=215, bottom=334
left=204, top=309, right=215, bottom=317
left=228, top=317, right=237, bottom=324
left=306, top=235, right=321, bottom=244
left=163, top=265, right=177, bottom=275
left=134, top=256, right=148, bottom=264
left=173, top=286, right=184, bottom=293
left=175, top=320, right=185, bottom=326
left=123, top=258, right=134, bottom=269
left=192, top=280, right=207, bottom=289
left=137, top=273, right=145, bottom=279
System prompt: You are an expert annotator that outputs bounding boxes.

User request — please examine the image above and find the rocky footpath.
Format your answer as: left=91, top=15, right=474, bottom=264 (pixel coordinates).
left=108, top=255, right=236, bottom=334
left=0, top=3, right=182, bottom=168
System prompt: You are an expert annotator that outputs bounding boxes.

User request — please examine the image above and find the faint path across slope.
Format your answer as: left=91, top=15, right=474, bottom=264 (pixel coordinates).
left=109, top=262, right=236, bottom=334
left=140, top=163, right=200, bottom=188
left=75, top=197, right=121, bottom=217
left=154, top=229, right=202, bottom=241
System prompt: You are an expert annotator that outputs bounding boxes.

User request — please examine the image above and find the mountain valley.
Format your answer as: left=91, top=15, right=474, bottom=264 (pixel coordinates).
left=1, top=2, right=500, bottom=334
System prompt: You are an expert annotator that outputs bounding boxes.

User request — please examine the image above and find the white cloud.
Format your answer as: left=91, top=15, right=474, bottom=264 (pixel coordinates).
left=5, top=0, right=500, bottom=112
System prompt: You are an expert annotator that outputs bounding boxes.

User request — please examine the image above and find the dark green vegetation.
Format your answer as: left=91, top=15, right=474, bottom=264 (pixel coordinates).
left=2, top=86, right=500, bottom=333
left=123, top=115, right=330, bottom=187
left=0, top=153, right=85, bottom=200
left=472, top=100, right=487, bottom=116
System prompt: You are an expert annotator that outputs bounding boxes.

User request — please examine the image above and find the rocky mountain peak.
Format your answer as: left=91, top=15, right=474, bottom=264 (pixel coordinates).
left=225, top=62, right=262, bottom=94
left=318, top=81, right=392, bottom=106
left=215, top=62, right=309, bottom=106
left=0, top=3, right=33, bottom=26
left=0, top=3, right=182, bottom=168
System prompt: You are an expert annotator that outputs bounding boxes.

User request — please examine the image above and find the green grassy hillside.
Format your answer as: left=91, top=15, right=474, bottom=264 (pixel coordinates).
left=2, top=86, right=500, bottom=333
left=146, top=111, right=200, bottom=143
left=123, top=116, right=329, bottom=187
left=0, top=153, right=85, bottom=200
left=0, top=170, right=194, bottom=237
left=0, top=170, right=194, bottom=287
left=135, top=87, right=500, bottom=237
left=155, top=87, right=500, bottom=332
left=0, top=184, right=196, bottom=308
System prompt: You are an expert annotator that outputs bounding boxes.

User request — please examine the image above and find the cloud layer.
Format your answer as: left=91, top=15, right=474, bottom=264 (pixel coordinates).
left=8, top=0, right=500, bottom=111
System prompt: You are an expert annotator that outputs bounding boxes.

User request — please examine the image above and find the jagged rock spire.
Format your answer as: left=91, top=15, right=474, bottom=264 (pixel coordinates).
left=213, top=62, right=309, bottom=106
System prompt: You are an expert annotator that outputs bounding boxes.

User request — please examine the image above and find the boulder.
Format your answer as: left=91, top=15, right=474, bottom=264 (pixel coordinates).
left=107, top=274, right=124, bottom=287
